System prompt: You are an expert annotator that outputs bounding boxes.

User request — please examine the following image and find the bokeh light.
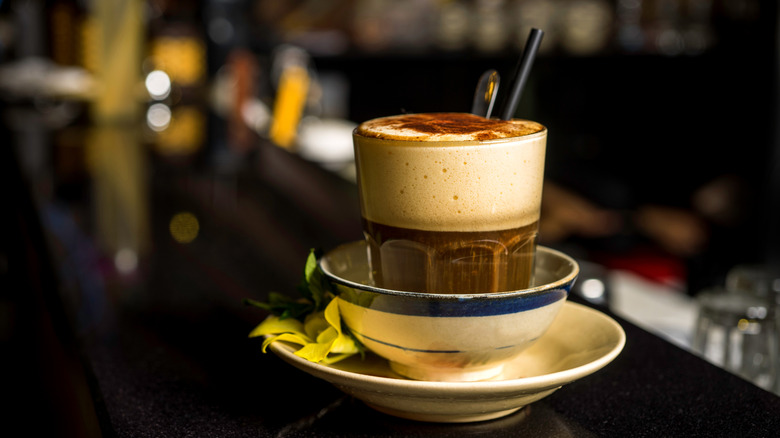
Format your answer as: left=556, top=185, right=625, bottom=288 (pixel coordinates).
left=114, top=248, right=138, bottom=274
left=580, top=278, right=606, bottom=300
left=145, top=70, right=172, bottom=100
left=169, top=212, right=199, bottom=243
left=147, top=103, right=172, bottom=131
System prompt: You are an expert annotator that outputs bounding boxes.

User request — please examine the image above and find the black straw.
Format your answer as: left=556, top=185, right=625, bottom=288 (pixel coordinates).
left=499, top=28, right=544, bottom=120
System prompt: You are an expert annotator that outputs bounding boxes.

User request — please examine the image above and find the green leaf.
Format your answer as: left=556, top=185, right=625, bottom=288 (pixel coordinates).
left=303, top=249, right=319, bottom=283
left=296, top=248, right=331, bottom=311
left=297, top=249, right=319, bottom=302
left=243, top=293, right=313, bottom=320
left=308, top=267, right=326, bottom=310
left=246, top=248, right=366, bottom=363
left=243, top=297, right=274, bottom=311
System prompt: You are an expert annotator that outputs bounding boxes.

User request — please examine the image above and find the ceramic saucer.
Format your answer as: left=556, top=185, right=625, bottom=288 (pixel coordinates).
left=267, top=301, right=625, bottom=423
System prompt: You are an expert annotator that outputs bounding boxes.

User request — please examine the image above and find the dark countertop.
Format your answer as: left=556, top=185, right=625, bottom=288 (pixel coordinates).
left=5, top=117, right=780, bottom=438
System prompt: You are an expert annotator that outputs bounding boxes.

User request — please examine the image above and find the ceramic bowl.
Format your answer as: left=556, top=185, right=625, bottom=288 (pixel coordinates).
left=319, top=241, right=579, bottom=382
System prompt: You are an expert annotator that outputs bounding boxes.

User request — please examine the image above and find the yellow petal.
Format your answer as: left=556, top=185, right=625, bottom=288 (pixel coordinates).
left=323, top=299, right=359, bottom=354
left=320, top=353, right=356, bottom=365
left=329, top=332, right=359, bottom=355
left=294, top=340, right=335, bottom=363
left=303, top=311, right=329, bottom=340
left=323, top=299, right=342, bottom=332
left=249, top=315, right=307, bottom=339
left=316, top=326, right=338, bottom=344
left=261, top=332, right=311, bottom=353
left=250, top=299, right=359, bottom=364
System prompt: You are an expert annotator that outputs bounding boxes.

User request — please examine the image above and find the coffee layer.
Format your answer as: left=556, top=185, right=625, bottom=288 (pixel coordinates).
left=354, top=114, right=547, bottom=232
left=355, top=113, right=544, bottom=142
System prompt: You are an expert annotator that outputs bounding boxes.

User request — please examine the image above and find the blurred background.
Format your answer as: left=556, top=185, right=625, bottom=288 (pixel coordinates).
left=2, top=0, right=780, bottom=432
left=2, top=0, right=776, bottom=289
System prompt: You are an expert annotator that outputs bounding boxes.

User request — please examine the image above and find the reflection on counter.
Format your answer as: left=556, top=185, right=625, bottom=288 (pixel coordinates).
left=86, top=125, right=150, bottom=275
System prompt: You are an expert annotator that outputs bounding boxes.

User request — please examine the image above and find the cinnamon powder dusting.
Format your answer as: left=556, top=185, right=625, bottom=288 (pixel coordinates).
left=356, top=113, right=544, bottom=141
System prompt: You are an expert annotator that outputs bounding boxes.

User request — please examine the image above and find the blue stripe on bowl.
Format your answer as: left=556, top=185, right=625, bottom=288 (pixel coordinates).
left=336, top=285, right=569, bottom=317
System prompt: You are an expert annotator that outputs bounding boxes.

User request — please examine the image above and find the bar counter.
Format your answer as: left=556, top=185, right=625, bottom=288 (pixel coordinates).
left=6, top=118, right=780, bottom=437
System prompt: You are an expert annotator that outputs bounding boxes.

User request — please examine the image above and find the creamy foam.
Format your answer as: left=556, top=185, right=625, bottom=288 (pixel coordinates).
left=354, top=113, right=547, bottom=232
left=356, top=113, right=544, bottom=142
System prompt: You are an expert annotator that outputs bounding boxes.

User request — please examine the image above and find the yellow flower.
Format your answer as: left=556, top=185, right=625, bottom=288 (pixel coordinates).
left=249, top=299, right=359, bottom=364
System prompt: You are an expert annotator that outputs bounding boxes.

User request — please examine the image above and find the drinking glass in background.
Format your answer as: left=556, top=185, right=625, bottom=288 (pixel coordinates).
left=692, top=264, right=780, bottom=394
left=352, top=113, right=547, bottom=294
left=726, top=264, right=780, bottom=313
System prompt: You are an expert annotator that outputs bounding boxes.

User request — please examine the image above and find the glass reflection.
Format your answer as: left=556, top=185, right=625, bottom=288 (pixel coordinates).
left=86, top=125, right=149, bottom=273
left=146, top=103, right=172, bottom=132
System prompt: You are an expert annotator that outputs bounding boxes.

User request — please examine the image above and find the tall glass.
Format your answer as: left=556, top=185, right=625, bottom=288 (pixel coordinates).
left=353, top=113, right=547, bottom=294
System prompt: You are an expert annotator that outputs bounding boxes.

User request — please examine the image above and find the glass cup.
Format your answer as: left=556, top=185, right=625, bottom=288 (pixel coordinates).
left=692, top=287, right=778, bottom=393
left=726, top=264, right=780, bottom=309
left=352, top=113, right=547, bottom=294
left=725, top=264, right=780, bottom=393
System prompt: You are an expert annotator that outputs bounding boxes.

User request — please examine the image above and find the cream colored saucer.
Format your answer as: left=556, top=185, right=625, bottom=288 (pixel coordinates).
left=268, top=301, right=625, bottom=423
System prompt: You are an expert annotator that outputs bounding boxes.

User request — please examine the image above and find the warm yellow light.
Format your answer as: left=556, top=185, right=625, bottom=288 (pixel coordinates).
left=169, top=212, right=199, bottom=243
left=269, top=65, right=310, bottom=148
left=149, top=36, right=206, bottom=85
left=155, top=106, right=205, bottom=155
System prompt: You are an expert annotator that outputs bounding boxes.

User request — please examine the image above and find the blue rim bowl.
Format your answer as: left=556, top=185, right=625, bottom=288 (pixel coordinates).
left=319, top=241, right=579, bottom=382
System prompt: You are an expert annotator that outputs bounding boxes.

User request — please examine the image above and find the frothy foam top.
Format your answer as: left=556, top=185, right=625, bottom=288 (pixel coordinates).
left=355, top=113, right=545, bottom=142
left=354, top=114, right=547, bottom=232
